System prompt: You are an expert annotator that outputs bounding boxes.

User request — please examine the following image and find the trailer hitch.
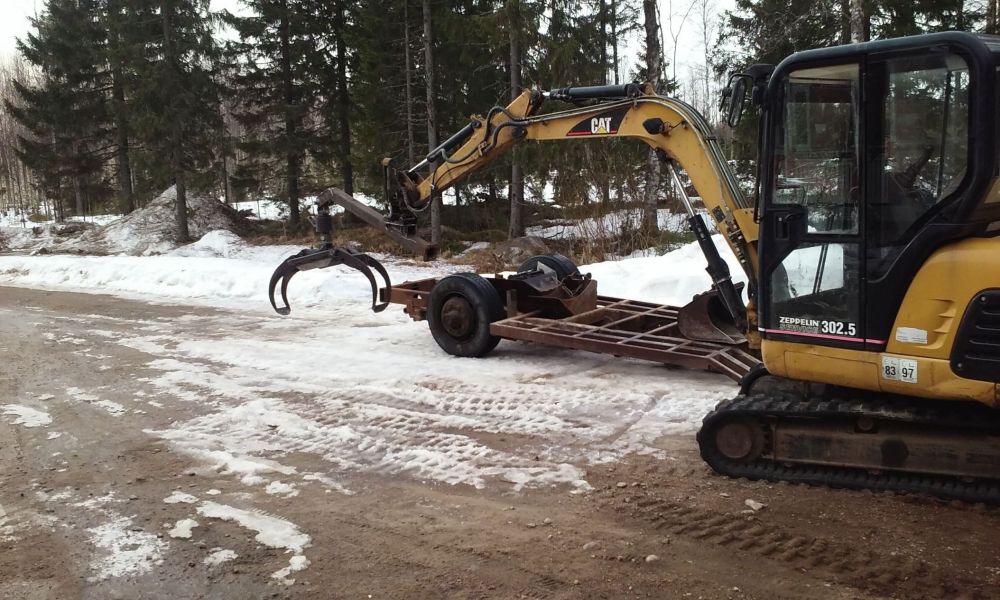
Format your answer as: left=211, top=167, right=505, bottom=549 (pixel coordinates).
left=268, top=198, right=391, bottom=315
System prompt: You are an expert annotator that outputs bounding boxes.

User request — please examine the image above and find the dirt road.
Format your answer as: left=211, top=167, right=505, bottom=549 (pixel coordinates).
left=1, top=286, right=998, bottom=600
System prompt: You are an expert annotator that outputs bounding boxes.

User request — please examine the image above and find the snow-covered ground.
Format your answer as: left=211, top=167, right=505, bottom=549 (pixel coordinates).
left=0, top=230, right=739, bottom=492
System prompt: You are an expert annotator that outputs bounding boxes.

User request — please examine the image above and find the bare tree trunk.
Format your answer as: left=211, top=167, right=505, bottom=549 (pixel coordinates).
left=334, top=0, right=353, bottom=195
left=666, top=0, right=696, bottom=89
left=850, top=0, right=867, bottom=43
left=423, top=0, right=441, bottom=245
left=112, top=65, right=134, bottom=214
left=508, top=0, right=525, bottom=239
left=987, top=0, right=997, bottom=34
left=73, top=175, right=84, bottom=216
left=108, top=0, right=134, bottom=215
left=162, top=0, right=189, bottom=242
left=611, top=0, right=620, bottom=85
left=840, top=0, right=850, bottom=43
left=599, top=0, right=608, bottom=83
left=642, top=0, right=661, bottom=235
left=698, top=0, right=714, bottom=120
left=403, top=0, right=416, bottom=165
left=280, top=4, right=300, bottom=230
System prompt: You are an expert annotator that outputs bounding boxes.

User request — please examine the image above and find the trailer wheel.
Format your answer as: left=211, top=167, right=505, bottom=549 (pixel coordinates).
left=427, top=273, right=505, bottom=357
left=518, top=254, right=580, bottom=280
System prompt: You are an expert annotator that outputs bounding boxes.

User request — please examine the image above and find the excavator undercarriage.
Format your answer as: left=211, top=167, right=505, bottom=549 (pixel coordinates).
left=700, top=376, right=1000, bottom=503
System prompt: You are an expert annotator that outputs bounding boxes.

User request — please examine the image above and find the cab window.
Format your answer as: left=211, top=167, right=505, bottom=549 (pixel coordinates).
left=868, top=53, right=970, bottom=271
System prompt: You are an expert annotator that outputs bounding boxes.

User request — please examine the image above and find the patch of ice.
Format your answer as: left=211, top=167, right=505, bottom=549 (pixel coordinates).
left=163, top=491, right=198, bottom=504
left=205, top=489, right=221, bottom=496
left=264, top=481, right=298, bottom=498
left=167, top=518, right=199, bottom=539
left=86, top=515, right=168, bottom=581
left=47, top=431, right=62, bottom=440
left=66, top=387, right=99, bottom=402
left=2, top=404, right=52, bottom=427
left=202, top=548, right=238, bottom=566
left=195, top=501, right=309, bottom=583
left=93, top=400, right=127, bottom=416
left=271, top=555, right=310, bottom=583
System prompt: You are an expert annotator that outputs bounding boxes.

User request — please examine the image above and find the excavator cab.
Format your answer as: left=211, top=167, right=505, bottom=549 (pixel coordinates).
left=748, top=32, right=999, bottom=363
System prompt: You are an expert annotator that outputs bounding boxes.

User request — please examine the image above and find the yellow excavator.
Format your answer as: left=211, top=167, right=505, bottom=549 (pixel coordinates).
left=271, top=31, right=1000, bottom=501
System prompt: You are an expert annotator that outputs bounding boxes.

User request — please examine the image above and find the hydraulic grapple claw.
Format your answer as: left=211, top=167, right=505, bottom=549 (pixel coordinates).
left=268, top=246, right=391, bottom=315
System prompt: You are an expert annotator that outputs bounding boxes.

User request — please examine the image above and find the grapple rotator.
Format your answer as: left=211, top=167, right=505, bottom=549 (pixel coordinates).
left=268, top=197, right=391, bottom=315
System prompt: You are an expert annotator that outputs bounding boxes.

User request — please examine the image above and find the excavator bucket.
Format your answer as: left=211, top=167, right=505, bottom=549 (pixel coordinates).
left=268, top=246, right=391, bottom=315
left=677, top=286, right=746, bottom=345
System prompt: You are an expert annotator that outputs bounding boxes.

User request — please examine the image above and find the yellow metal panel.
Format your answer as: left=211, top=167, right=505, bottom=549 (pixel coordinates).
left=763, top=340, right=998, bottom=406
left=886, top=237, right=1000, bottom=360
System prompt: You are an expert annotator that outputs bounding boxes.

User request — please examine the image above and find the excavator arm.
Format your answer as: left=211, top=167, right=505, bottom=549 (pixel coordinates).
left=269, top=81, right=762, bottom=345
left=387, top=83, right=760, bottom=343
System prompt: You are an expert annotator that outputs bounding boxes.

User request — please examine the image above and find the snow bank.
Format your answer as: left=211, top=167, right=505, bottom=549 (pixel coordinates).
left=0, top=230, right=461, bottom=311
left=0, top=229, right=741, bottom=313
left=582, top=234, right=745, bottom=306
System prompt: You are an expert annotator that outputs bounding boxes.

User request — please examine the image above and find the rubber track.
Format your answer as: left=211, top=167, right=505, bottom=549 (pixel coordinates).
left=697, top=391, right=1000, bottom=503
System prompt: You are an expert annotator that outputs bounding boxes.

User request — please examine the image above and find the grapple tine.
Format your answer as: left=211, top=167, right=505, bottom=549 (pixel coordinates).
left=279, top=269, right=295, bottom=315
left=355, top=254, right=392, bottom=313
left=268, top=261, right=297, bottom=315
left=336, top=250, right=386, bottom=313
left=268, top=196, right=398, bottom=316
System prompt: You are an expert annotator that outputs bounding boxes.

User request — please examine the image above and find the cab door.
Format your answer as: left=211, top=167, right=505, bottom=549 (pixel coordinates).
left=760, top=62, right=867, bottom=348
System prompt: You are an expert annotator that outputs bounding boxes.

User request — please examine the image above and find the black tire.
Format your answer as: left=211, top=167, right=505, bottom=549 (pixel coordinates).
left=517, top=254, right=580, bottom=280
left=427, top=273, right=505, bottom=358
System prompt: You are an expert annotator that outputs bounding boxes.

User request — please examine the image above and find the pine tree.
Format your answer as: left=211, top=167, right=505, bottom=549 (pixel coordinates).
left=131, top=0, right=222, bottom=241
left=102, top=0, right=137, bottom=214
left=223, top=0, right=325, bottom=230
left=8, top=0, right=112, bottom=220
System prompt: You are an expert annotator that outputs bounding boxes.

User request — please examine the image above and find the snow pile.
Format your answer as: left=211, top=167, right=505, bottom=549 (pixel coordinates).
left=0, top=221, right=99, bottom=254
left=81, top=187, right=250, bottom=256
left=1, top=187, right=251, bottom=256
left=582, top=234, right=747, bottom=306
left=170, top=230, right=247, bottom=258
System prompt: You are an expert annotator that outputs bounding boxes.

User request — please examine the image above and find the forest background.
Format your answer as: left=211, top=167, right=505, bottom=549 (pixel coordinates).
left=0, top=0, right=992, bottom=255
